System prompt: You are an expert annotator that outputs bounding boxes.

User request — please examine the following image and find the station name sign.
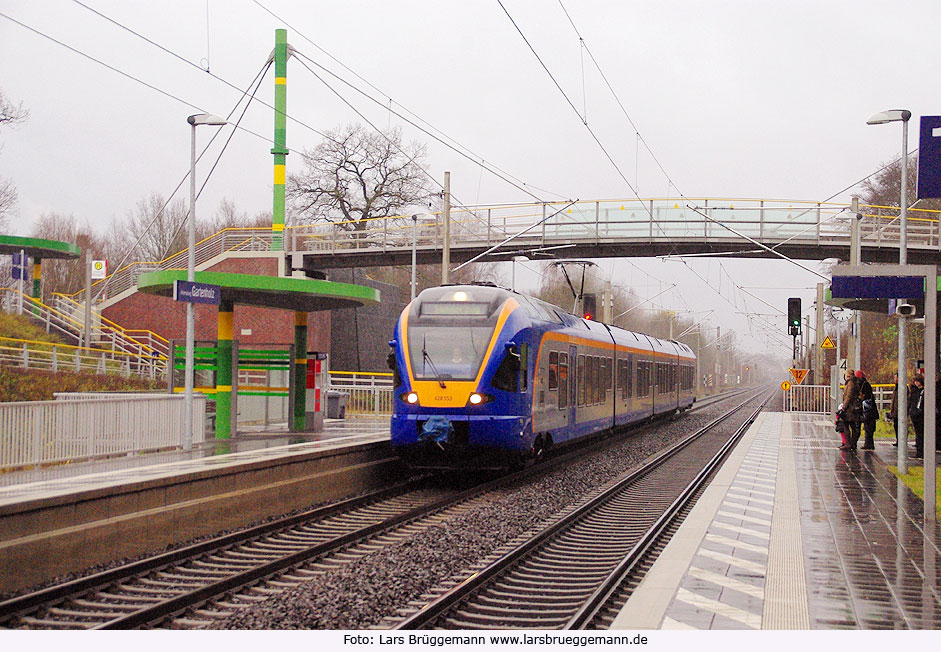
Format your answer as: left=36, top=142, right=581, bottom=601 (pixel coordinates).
left=173, top=280, right=221, bottom=305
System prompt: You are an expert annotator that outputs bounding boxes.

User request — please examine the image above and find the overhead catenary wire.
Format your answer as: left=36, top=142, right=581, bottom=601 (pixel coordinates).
left=291, top=50, right=555, bottom=207
left=92, top=61, right=273, bottom=301
left=251, top=0, right=569, bottom=203
left=557, top=0, right=684, bottom=199
left=497, top=1, right=683, bottom=258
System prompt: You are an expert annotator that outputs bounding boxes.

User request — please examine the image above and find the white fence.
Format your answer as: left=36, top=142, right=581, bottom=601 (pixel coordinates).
left=0, top=393, right=206, bottom=470
left=328, top=372, right=394, bottom=417
left=783, top=384, right=831, bottom=413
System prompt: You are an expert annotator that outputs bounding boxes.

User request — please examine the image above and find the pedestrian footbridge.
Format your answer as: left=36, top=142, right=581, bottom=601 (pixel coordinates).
left=74, top=197, right=941, bottom=307
left=289, top=197, right=941, bottom=271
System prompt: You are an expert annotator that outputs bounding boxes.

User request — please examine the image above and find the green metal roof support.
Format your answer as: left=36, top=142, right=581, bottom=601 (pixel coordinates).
left=271, top=28, right=289, bottom=252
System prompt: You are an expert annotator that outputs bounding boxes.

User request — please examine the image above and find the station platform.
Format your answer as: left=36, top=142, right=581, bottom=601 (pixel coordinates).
left=612, top=412, right=941, bottom=630
left=0, top=417, right=390, bottom=498
left=0, top=417, right=395, bottom=593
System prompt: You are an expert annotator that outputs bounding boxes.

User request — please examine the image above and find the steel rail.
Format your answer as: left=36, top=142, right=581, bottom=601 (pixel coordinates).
left=566, top=394, right=770, bottom=628
left=393, top=389, right=766, bottom=630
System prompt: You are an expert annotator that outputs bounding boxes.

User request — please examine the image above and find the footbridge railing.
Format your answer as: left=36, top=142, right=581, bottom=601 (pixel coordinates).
left=59, top=198, right=941, bottom=309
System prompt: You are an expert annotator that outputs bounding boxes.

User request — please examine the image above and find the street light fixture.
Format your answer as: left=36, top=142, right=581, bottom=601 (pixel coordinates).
left=867, top=108, right=911, bottom=472
left=184, top=113, right=226, bottom=451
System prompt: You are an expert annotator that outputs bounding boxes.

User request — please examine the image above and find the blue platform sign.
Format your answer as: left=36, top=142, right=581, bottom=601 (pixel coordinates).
left=831, top=275, right=924, bottom=299
left=173, top=280, right=221, bottom=305
left=11, top=253, right=26, bottom=281
left=917, top=116, right=941, bottom=199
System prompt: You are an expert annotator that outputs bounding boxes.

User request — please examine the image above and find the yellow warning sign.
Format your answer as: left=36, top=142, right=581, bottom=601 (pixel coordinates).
left=781, top=381, right=791, bottom=391
left=821, top=336, right=836, bottom=349
left=789, top=368, right=809, bottom=384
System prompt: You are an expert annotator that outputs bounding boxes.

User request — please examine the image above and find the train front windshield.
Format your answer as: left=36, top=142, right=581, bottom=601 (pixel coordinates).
left=406, top=287, right=509, bottom=382
left=407, top=325, right=493, bottom=381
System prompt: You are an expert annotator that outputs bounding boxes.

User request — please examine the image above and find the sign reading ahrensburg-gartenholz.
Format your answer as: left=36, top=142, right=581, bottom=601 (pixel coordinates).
left=173, top=280, right=221, bottom=305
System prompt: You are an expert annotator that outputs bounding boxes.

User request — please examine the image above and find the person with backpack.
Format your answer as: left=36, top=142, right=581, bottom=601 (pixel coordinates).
left=838, top=368, right=863, bottom=451
left=856, top=370, right=878, bottom=450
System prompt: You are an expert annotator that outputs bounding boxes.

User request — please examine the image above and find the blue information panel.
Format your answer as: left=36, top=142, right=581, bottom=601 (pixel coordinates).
left=173, top=280, right=221, bottom=305
left=917, top=116, right=941, bottom=200
left=831, top=276, right=924, bottom=299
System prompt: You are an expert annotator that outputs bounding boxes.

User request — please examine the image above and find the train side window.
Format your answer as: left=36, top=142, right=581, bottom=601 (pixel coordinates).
left=628, top=360, right=633, bottom=398
left=548, top=351, right=559, bottom=390
left=558, top=353, right=568, bottom=409
left=592, top=357, right=600, bottom=404
left=618, top=360, right=627, bottom=401
left=638, top=361, right=650, bottom=398
left=520, top=344, right=528, bottom=393
left=492, top=348, right=520, bottom=392
left=578, top=355, right=586, bottom=406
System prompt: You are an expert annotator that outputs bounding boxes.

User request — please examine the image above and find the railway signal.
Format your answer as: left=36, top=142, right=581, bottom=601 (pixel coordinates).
left=787, top=297, right=801, bottom=335
left=582, top=293, right=597, bottom=320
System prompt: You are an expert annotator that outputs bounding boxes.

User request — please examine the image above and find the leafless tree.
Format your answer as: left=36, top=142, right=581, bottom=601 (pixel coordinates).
left=859, top=155, right=941, bottom=212
left=287, top=124, right=433, bottom=232
left=29, top=213, right=107, bottom=300
left=0, top=89, right=29, bottom=228
left=114, top=193, right=188, bottom=263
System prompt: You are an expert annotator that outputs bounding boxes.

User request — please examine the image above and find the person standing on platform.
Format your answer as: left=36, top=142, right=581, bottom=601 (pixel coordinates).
left=909, top=374, right=925, bottom=459
left=888, top=372, right=900, bottom=447
left=839, top=368, right=863, bottom=451
left=856, top=370, right=877, bottom=450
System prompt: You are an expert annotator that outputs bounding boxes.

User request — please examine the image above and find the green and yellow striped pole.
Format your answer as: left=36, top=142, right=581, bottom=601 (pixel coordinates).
left=293, top=311, right=307, bottom=431
left=32, top=257, right=41, bottom=300
left=215, top=300, right=234, bottom=439
left=31, top=257, right=41, bottom=315
left=271, top=28, right=289, bottom=252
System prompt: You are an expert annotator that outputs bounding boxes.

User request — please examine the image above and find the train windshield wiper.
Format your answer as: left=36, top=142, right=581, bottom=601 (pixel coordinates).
left=422, top=336, right=447, bottom=388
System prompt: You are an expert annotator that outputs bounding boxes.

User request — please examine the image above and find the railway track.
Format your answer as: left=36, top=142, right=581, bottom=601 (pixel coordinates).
left=390, top=390, right=771, bottom=629
left=0, top=388, right=763, bottom=630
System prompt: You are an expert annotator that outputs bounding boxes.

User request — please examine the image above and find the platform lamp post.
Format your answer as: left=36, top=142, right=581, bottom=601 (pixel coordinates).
left=410, top=214, right=418, bottom=300
left=184, top=113, right=227, bottom=451
left=867, top=109, right=911, bottom=472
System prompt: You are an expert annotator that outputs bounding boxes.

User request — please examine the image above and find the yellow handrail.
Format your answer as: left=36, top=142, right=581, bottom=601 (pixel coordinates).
left=0, top=336, right=163, bottom=361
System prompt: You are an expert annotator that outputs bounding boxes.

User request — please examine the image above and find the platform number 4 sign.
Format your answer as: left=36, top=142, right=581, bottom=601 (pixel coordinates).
left=838, top=358, right=847, bottom=372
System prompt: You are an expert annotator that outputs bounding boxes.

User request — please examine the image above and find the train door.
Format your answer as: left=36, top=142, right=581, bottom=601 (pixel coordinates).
left=568, top=345, right=578, bottom=433
left=649, top=360, right=656, bottom=415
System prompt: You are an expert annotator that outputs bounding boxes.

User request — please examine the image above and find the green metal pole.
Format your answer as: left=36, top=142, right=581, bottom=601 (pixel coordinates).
left=215, top=300, right=234, bottom=439
left=293, top=311, right=307, bottom=431
left=271, top=28, right=289, bottom=252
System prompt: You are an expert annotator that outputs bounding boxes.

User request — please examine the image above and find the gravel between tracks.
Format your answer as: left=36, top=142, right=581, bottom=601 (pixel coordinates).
left=212, top=394, right=766, bottom=629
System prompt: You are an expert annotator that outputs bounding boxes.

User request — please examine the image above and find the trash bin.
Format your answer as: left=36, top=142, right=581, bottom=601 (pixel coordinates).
left=326, top=390, right=349, bottom=419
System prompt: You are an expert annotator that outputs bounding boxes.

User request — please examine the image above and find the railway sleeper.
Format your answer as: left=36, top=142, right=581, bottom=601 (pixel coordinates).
left=506, top=568, right=608, bottom=583
left=458, top=604, right=579, bottom=619
left=523, top=558, right=621, bottom=572
left=96, top=591, right=164, bottom=603
left=19, top=616, right=89, bottom=629
left=46, top=607, right=115, bottom=620
left=72, top=599, right=143, bottom=611
left=472, top=595, right=584, bottom=611
left=445, top=613, right=569, bottom=628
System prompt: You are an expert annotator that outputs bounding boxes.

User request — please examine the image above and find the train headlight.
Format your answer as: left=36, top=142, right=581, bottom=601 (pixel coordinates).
left=405, top=392, right=419, bottom=404
left=467, top=393, right=493, bottom=406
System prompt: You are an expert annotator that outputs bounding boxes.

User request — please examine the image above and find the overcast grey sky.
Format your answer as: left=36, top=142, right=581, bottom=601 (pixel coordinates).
left=2, top=1, right=939, bottom=358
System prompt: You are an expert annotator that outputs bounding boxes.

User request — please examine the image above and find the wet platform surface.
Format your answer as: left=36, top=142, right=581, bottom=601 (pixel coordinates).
left=0, top=417, right=390, bottom=504
left=612, top=412, right=941, bottom=630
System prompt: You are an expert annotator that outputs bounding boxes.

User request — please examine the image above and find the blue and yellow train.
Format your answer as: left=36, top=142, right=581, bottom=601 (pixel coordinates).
left=388, top=284, right=696, bottom=469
